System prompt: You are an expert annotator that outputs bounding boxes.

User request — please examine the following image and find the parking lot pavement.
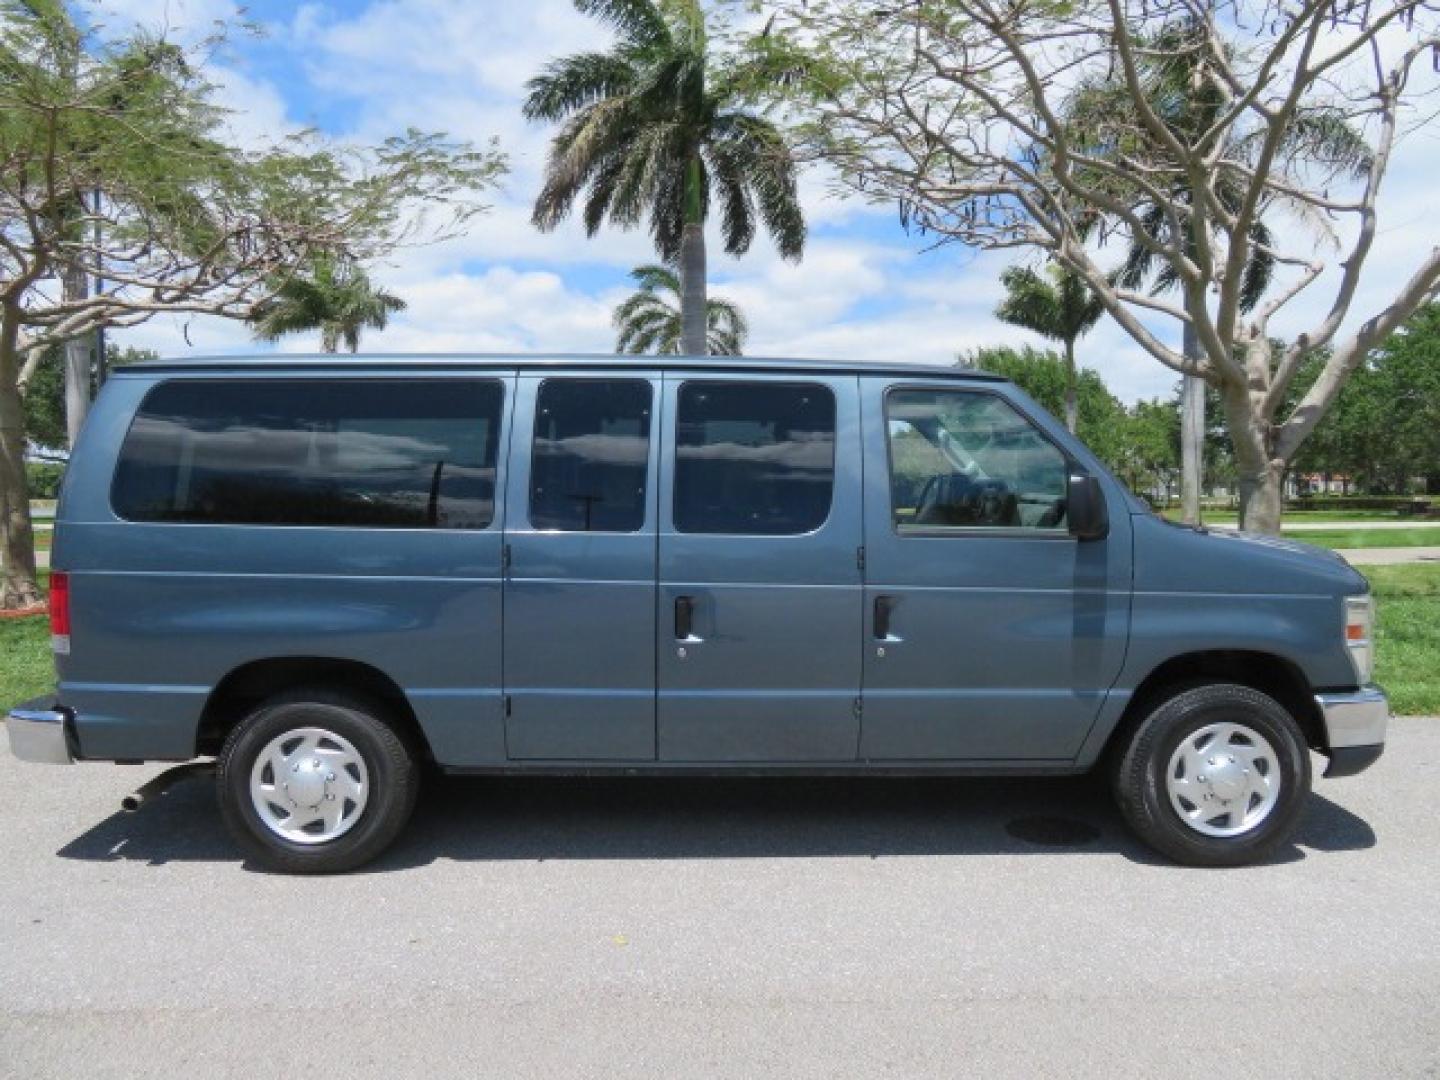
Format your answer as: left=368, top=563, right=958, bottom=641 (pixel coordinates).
left=2, top=720, right=1438, bottom=1079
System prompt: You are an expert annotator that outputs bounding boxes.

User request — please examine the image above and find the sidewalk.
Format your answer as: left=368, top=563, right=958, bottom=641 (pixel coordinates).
left=1336, top=546, right=1440, bottom=565
left=1208, top=520, right=1440, bottom=532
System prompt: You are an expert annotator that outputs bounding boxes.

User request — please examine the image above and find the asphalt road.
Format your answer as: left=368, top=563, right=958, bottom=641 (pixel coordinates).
left=2, top=719, right=1438, bottom=1079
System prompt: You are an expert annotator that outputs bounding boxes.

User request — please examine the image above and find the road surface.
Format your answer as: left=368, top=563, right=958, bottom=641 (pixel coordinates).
left=1, top=717, right=1438, bottom=1077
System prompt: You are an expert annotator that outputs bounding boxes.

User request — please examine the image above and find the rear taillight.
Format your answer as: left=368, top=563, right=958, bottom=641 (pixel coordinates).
left=49, top=571, right=71, bottom=655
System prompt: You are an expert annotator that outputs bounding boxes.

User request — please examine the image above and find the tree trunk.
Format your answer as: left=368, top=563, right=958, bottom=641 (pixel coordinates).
left=1243, top=465, right=1286, bottom=535
left=1179, top=321, right=1204, bottom=526
left=0, top=307, right=43, bottom=611
left=678, top=156, right=708, bottom=356
left=679, top=222, right=707, bottom=356
left=1062, top=337, right=1078, bottom=434
left=1219, top=380, right=1285, bottom=536
left=63, top=261, right=90, bottom=449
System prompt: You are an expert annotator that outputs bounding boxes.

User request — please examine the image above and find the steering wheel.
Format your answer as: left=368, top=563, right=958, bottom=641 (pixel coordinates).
left=914, top=472, right=981, bottom=525
left=914, top=474, right=944, bottom=522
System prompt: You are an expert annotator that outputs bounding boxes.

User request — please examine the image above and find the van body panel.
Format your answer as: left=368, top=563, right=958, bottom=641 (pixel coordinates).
left=655, top=372, right=864, bottom=761
left=856, top=378, right=1134, bottom=760
left=1117, top=513, right=1365, bottom=691
left=500, top=371, right=662, bottom=761
left=37, top=355, right=1375, bottom=776
left=54, top=368, right=516, bottom=765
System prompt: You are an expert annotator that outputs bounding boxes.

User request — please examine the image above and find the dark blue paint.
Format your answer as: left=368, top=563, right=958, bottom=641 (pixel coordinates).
left=48, top=356, right=1371, bottom=771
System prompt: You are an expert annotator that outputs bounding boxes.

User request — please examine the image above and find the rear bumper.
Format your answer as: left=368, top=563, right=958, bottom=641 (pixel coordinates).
left=5, top=698, right=75, bottom=764
left=1315, top=686, right=1388, bottom=778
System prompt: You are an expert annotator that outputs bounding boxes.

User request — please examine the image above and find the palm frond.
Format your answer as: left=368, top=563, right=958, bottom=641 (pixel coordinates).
left=996, top=264, right=1101, bottom=344
left=523, top=52, right=637, bottom=122
left=613, top=261, right=746, bottom=355
left=705, top=294, right=748, bottom=354
left=708, top=111, right=804, bottom=259
left=248, top=256, right=404, bottom=353
left=1277, top=108, right=1373, bottom=180
left=572, top=0, right=671, bottom=49
left=629, top=263, right=680, bottom=293
left=995, top=266, right=1064, bottom=341
left=527, top=0, right=805, bottom=273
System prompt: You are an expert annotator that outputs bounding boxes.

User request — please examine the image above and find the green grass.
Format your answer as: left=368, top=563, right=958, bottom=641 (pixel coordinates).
left=1169, top=509, right=1423, bottom=525
left=3, top=567, right=1435, bottom=717
left=1368, top=564, right=1440, bottom=716
left=0, top=571, right=52, bottom=707
left=1293, top=528, right=1440, bottom=550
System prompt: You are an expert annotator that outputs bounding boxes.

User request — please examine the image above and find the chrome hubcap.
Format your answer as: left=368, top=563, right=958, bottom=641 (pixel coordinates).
left=1165, top=722, right=1281, bottom=838
left=249, top=727, right=368, bottom=845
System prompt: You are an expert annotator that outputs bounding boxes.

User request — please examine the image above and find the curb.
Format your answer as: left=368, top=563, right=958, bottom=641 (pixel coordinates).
left=0, top=603, right=47, bottom=620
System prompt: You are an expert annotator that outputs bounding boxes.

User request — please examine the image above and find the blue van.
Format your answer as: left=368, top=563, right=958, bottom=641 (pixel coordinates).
left=7, top=355, right=1387, bottom=871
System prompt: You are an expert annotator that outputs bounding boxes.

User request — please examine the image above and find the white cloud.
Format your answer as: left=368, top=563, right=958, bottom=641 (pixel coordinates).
left=92, top=0, right=245, bottom=39
left=107, top=0, right=1440, bottom=412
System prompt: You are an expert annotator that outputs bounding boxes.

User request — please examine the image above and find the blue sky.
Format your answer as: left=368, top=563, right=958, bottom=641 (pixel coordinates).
left=94, top=0, right=1440, bottom=404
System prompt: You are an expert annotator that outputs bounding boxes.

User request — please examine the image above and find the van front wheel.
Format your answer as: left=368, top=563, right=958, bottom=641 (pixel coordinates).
left=217, top=690, right=419, bottom=873
left=1113, top=683, right=1311, bottom=867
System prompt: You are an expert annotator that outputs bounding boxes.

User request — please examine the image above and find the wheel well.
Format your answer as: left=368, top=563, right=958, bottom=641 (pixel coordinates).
left=196, top=657, right=432, bottom=760
left=1111, top=650, right=1326, bottom=756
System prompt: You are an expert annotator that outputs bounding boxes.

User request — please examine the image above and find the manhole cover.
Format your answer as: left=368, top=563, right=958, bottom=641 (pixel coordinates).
left=1005, top=816, right=1101, bottom=847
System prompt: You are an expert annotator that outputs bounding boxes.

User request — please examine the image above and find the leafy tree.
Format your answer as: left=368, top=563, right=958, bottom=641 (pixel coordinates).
left=993, top=264, right=1103, bottom=434
left=961, top=344, right=1126, bottom=459
left=249, top=257, right=407, bottom=353
left=1070, top=16, right=1371, bottom=525
left=962, top=345, right=1179, bottom=503
left=613, top=264, right=747, bottom=355
left=1292, top=305, right=1440, bottom=493
left=0, top=4, right=506, bottom=608
left=23, top=344, right=155, bottom=453
left=764, top=0, right=1440, bottom=534
left=1119, top=398, right=1183, bottom=504
left=523, top=0, right=804, bottom=355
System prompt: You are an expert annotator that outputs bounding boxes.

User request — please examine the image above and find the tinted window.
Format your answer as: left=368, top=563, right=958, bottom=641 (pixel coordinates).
left=113, top=379, right=503, bottom=529
left=887, top=389, right=1068, bottom=531
left=674, top=381, right=835, bottom=535
left=529, top=379, right=652, bottom=532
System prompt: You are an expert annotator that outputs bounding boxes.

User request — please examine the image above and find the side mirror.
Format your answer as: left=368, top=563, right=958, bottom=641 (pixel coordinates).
left=1067, top=472, right=1109, bottom=541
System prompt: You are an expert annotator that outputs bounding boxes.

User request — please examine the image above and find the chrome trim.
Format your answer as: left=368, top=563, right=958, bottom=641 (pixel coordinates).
left=1315, top=686, right=1389, bottom=750
left=5, top=706, right=74, bottom=764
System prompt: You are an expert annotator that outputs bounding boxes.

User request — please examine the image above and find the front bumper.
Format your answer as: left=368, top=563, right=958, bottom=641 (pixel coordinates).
left=5, top=698, right=75, bottom=764
left=1315, top=685, right=1388, bottom=778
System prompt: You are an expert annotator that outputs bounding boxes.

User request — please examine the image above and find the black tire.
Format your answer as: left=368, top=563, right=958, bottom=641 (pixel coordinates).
left=217, top=689, right=419, bottom=874
left=1113, top=682, right=1311, bottom=867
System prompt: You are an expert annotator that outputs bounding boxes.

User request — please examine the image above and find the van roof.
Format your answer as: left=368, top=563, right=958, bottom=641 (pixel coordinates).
left=120, top=353, right=1009, bottom=382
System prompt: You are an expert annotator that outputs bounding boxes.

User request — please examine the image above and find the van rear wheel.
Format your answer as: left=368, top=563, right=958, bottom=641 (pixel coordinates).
left=217, top=690, right=419, bottom=873
left=1113, top=683, right=1311, bottom=867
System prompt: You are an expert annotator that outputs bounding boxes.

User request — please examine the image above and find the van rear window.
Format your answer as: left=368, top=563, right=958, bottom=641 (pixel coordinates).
left=111, top=379, right=504, bottom=529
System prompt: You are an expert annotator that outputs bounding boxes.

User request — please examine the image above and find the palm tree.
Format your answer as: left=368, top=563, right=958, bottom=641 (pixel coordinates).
left=249, top=257, right=406, bottom=353
left=1066, top=17, right=1371, bottom=523
left=614, top=263, right=747, bottom=355
left=994, top=263, right=1104, bottom=433
left=523, top=0, right=804, bottom=355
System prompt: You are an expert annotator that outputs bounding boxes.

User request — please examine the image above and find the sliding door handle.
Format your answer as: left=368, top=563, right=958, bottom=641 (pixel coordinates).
left=873, top=595, right=896, bottom=640
left=675, top=595, right=695, bottom=640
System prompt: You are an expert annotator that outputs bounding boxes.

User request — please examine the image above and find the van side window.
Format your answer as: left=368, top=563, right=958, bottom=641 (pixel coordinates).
left=886, top=389, right=1068, bottom=532
left=112, top=379, right=503, bottom=529
left=674, top=381, right=835, bottom=535
left=529, top=378, right=652, bottom=532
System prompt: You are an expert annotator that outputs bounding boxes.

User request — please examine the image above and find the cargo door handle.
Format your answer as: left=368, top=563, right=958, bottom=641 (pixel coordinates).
left=675, top=595, right=697, bottom=641
left=873, top=595, right=897, bottom=641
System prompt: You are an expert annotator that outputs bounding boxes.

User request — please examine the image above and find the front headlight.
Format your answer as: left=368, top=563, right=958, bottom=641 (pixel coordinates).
left=1344, top=594, right=1375, bottom=685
